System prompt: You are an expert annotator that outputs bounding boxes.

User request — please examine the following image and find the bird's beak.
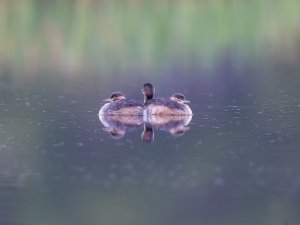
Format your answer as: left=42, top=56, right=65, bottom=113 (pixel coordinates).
left=183, top=100, right=191, bottom=104
left=103, top=98, right=112, bottom=102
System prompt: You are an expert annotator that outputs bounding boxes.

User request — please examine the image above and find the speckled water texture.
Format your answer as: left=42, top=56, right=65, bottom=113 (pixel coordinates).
left=1, top=67, right=300, bottom=225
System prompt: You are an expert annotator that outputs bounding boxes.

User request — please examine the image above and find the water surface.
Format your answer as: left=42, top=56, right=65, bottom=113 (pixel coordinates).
left=1, top=64, right=300, bottom=225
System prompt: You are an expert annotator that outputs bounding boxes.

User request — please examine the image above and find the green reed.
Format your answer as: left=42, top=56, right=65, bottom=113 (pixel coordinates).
left=1, top=0, right=299, bottom=74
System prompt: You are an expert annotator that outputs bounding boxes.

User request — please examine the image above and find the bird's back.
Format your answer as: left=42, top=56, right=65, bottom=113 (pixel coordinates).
left=144, top=98, right=189, bottom=115
left=100, top=99, right=143, bottom=116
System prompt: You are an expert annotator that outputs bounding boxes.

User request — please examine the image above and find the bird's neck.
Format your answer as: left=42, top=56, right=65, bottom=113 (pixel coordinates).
left=144, top=94, right=153, bottom=103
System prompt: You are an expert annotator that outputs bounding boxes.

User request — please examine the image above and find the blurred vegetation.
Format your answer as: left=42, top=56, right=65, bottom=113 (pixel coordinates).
left=1, top=0, right=299, bottom=74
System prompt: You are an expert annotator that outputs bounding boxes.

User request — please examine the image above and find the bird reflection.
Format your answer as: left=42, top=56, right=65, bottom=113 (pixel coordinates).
left=99, top=112, right=192, bottom=142
left=142, top=114, right=192, bottom=141
left=99, top=114, right=143, bottom=139
left=141, top=123, right=154, bottom=143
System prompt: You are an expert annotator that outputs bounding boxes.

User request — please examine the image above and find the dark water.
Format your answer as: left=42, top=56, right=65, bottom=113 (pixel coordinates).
left=1, top=66, right=300, bottom=225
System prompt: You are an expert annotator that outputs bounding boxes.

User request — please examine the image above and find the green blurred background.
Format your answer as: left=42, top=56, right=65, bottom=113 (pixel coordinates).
left=1, top=0, right=300, bottom=76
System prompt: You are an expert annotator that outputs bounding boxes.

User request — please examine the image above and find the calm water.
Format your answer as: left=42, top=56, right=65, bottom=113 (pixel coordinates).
left=1, top=66, right=300, bottom=225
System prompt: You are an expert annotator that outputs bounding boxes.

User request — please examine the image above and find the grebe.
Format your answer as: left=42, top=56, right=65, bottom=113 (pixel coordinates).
left=143, top=83, right=192, bottom=115
left=99, top=92, right=143, bottom=116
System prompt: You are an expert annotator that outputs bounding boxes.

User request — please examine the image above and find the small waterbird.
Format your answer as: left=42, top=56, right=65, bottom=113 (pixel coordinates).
left=99, top=92, right=143, bottom=116
left=143, top=83, right=192, bottom=115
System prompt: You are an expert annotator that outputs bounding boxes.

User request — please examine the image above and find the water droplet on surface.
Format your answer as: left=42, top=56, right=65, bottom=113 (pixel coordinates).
left=53, top=142, right=64, bottom=147
left=77, top=142, right=84, bottom=147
